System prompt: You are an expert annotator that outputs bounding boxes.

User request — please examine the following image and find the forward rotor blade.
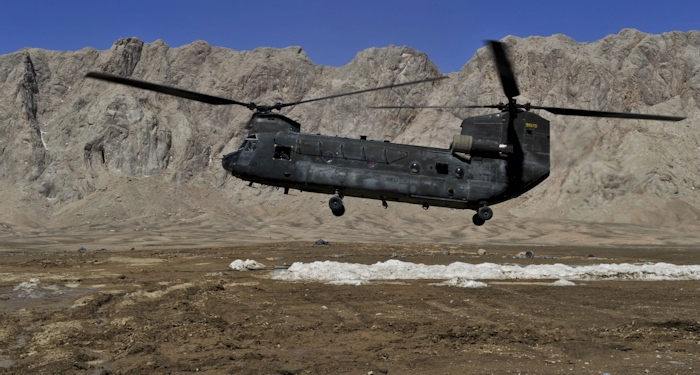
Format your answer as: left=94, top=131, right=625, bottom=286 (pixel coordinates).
left=531, top=105, right=686, bottom=122
left=278, top=76, right=447, bottom=109
left=488, top=40, right=520, bottom=100
left=85, top=72, right=253, bottom=108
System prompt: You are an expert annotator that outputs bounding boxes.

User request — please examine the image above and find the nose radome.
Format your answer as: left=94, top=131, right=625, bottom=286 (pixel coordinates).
left=222, top=151, right=239, bottom=173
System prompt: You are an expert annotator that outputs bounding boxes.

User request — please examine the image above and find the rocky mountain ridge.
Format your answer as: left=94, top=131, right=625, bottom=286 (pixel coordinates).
left=0, top=29, right=699, bottom=239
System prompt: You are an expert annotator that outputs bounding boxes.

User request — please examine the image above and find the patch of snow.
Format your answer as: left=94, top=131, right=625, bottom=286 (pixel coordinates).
left=13, top=278, right=43, bottom=298
left=228, top=259, right=266, bottom=271
left=39, top=129, right=49, bottom=150
left=10, top=278, right=64, bottom=298
left=437, top=277, right=488, bottom=288
left=270, top=260, right=700, bottom=283
left=551, top=279, right=576, bottom=286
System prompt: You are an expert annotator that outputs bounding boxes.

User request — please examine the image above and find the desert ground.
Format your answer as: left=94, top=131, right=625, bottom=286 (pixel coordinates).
left=2, top=233, right=700, bottom=374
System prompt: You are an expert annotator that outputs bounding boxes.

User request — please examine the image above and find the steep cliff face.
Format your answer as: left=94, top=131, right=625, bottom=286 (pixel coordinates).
left=0, top=29, right=698, bottom=230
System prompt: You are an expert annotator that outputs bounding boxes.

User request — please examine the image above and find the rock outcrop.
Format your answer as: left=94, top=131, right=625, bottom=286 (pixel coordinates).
left=0, top=29, right=698, bottom=232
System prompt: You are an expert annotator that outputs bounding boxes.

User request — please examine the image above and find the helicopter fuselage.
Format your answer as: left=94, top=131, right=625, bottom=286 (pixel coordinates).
left=222, top=112, right=550, bottom=213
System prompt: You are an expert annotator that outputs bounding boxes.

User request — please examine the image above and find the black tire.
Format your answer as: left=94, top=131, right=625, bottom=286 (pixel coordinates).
left=478, top=206, right=493, bottom=221
left=329, top=196, right=343, bottom=211
left=472, top=214, right=485, bottom=226
left=332, top=206, right=346, bottom=217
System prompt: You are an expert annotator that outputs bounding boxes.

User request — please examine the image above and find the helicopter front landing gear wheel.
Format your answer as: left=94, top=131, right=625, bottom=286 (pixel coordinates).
left=472, top=214, right=485, bottom=226
left=332, top=206, right=345, bottom=217
left=329, top=196, right=345, bottom=217
left=478, top=206, right=493, bottom=221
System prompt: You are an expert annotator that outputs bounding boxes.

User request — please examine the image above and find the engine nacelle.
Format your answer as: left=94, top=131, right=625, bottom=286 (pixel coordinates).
left=451, top=134, right=513, bottom=159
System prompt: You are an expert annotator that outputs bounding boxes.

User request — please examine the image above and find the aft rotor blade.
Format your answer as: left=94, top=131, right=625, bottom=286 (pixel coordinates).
left=85, top=72, right=253, bottom=108
left=531, top=105, right=686, bottom=122
left=278, top=76, right=447, bottom=109
left=488, top=40, right=520, bottom=100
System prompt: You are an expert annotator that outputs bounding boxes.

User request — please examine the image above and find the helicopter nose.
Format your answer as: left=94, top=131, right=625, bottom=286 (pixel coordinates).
left=222, top=151, right=240, bottom=174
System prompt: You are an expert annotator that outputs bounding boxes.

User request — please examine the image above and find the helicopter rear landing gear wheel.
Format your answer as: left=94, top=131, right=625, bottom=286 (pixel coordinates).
left=478, top=206, right=493, bottom=221
left=329, top=196, right=345, bottom=217
left=472, top=214, right=485, bottom=226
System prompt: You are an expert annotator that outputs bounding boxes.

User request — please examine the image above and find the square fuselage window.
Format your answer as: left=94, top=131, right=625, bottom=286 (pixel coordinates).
left=274, top=145, right=292, bottom=160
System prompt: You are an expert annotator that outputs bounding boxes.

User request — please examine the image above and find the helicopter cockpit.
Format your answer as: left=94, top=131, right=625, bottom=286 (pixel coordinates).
left=233, top=135, right=258, bottom=166
left=238, top=136, right=258, bottom=152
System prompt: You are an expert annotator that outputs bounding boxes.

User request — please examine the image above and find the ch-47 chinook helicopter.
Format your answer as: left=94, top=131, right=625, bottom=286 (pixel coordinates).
left=86, top=41, right=685, bottom=226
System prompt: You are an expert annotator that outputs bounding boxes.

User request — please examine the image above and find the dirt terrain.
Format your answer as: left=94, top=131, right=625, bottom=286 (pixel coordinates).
left=1, top=242, right=699, bottom=374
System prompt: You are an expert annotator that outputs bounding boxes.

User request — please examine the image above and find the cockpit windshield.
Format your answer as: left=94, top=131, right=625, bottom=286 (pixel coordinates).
left=238, top=136, right=258, bottom=152
left=244, top=141, right=257, bottom=152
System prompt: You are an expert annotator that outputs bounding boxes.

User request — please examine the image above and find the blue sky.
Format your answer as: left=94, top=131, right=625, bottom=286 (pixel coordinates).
left=2, top=0, right=698, bottom=73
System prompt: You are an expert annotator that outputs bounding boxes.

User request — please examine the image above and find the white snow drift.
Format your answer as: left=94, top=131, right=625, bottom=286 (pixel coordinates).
left=269, top=259, right=700, bottom=287
left=436, top=278, right=488, bottom=288
left=228, top=259, right=266, bottom=271
left=8, top=278, right=64, bottom=298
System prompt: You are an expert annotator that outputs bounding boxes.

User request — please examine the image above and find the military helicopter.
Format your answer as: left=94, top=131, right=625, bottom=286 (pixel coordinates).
left=86, top=41, right=684, bottom=226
